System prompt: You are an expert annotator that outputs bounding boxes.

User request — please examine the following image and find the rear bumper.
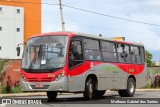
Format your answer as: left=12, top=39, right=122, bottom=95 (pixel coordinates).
left=20, top=77, right=68, bottom=91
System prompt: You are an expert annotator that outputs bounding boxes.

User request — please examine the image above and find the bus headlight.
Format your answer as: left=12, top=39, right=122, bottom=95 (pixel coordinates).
left=21, top=74, right=26, bottom=81
left=55, top=70, right=65, bottom=81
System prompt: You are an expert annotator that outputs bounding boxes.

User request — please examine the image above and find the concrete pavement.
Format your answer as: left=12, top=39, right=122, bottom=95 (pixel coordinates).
left=0, top=89, right=160, bottom=98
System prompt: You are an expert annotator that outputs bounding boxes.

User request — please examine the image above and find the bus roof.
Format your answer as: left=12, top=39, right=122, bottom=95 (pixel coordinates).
left=30, top=31, right=144, bottom=47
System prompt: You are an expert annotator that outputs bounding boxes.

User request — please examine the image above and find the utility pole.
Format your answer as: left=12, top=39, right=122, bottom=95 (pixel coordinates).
left=59, top=0, right=65, bottom=31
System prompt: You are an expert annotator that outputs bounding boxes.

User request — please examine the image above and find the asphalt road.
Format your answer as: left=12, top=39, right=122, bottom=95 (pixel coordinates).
left=1, top=91, right=160, bottom=107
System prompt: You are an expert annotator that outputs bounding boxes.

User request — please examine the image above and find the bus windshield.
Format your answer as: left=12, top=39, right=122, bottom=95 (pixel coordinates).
left=22, top=36, right=68, bottom=71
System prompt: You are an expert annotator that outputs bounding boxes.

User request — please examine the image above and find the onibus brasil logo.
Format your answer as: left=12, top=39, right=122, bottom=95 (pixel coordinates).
left=1, top=99, right=42, bottom=105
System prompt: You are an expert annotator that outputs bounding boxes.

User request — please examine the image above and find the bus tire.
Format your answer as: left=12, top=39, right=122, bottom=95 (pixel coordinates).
left=83, top=78, right=94, bottom=100
left=47, top=91, right=57, bottom=101
left=118, top=78, right=135, bottom=97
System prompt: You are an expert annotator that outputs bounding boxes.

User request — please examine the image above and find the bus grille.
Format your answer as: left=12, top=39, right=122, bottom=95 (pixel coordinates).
left=30, top=85, right=50, bottom=89
left=28, top=78, right=53, bottom=82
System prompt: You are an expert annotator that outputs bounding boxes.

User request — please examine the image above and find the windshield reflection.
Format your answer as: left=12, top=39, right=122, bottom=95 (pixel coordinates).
left=22, top=36, right=68, bottom=71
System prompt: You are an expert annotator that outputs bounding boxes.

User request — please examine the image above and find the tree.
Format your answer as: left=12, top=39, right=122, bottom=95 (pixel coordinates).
left=145, top=50, right=156, bottom=66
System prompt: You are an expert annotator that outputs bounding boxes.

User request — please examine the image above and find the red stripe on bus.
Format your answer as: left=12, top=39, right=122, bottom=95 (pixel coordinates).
left=68, top=61, right=145, bottom=76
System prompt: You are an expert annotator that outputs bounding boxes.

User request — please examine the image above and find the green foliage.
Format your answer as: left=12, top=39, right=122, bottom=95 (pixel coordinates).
left=10, top=86, right=22, bottom=93
left=145, top=50, right=156, bottom=66
left=1, top=85, right=22, bottom=93
left=144, top=82, right=152, bottom=89
left=1, top=85, right=7, bottom=93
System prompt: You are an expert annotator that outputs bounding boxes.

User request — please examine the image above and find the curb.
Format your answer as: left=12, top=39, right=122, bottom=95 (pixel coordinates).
left=0, top=92, right=46, bottom=98
left=0, top=89, right=160, bottom=98
left=107, top=89, right=160, bottom=92
left=136, top=89, right=160, bottom=92
left=0, top=92, right=74, bottom=98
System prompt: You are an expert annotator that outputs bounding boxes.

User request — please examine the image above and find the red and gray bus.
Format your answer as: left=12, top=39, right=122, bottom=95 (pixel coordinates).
left=17, top=31, right=147, bottom=100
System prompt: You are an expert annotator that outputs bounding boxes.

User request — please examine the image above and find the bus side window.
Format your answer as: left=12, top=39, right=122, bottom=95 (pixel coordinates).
left=101, top=41, right=117, bottom=62
left=117, top=44, right=131, bottom=63
left=69, top=40, right=83, bottom=68
left=136, top=47, right=142, bottom=64
left=140, top=47, right=145, bottom=64
left=84, top=39, right=101, bottom=61
left=124, top=45, right=131, bottom=63
left=131, top=46, right=136, bottom=63
left=117, top=44, right=124, bottom=62
left=131, top=46, right=142, bottom=64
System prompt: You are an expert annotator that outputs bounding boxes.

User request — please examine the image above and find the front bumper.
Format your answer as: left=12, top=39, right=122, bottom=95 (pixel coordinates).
left=20, top=77, right=68, bottom=91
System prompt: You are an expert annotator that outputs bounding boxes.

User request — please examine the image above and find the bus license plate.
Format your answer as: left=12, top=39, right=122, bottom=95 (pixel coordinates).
left=35, top=84, right=44, bottom=88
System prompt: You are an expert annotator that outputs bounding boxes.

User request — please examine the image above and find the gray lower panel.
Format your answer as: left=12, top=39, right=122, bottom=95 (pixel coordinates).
left=20, top=76, right=68, bottom=91
left=68, top=76, right=86, bottom=92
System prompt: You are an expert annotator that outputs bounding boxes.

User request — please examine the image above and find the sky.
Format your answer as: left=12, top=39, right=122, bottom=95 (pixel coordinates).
left=42, top=0, right=160, bottom=62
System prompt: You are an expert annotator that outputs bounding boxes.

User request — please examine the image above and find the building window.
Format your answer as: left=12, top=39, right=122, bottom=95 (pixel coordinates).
left=17, top=9, right=20, bottom=14
left=0, top=7, right=2, bottom=12
left=17, top=28, right=20, bottom=32
left=0, top=27, right=2, bottom=31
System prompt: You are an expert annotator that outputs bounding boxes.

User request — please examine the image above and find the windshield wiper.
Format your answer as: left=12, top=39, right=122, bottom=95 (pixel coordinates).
left=28, top=52, right=38, bottom=71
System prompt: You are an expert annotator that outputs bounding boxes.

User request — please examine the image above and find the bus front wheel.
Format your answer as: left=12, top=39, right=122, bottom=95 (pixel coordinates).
left=47, top=91, right=57, bottom=101
left=83, top=78, right=94, bottom=100
left=118, top=78, right=135, bottom=97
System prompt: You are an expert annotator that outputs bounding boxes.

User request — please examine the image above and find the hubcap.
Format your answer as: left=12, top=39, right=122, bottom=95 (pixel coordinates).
left=88, top=83, right=93, bottom=98
left=129, top=82, right=134, bottom=93
left=89, top=83, right=93, bottom=94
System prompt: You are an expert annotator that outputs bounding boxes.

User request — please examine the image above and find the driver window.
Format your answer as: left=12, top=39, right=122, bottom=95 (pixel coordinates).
left=69, top=40, right=83, bottom=68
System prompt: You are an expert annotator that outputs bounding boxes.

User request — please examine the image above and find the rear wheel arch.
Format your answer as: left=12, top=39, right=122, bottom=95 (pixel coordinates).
left=118, top=76, right=136, bottom=97
left=128, top=75, right=136, bottom=86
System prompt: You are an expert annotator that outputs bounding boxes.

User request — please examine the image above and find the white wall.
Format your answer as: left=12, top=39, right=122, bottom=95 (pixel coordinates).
left=0, top=5, right=24, bottom=59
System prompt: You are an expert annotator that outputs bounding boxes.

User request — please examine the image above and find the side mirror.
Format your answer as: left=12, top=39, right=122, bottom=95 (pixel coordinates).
left=16, top=47, right=21, bottom=56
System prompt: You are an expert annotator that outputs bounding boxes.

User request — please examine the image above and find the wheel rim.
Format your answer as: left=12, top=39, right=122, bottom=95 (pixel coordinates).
left=89, top=83, right=93, bottom=97
left=129, top=82, right=134, bottom=93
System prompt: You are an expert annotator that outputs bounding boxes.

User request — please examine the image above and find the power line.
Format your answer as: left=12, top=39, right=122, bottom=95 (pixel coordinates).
left=65, top=23, right=160, bottom=36
left=63, top=5, right=160, bottom=27
left=1, top=0, right=160, bottom=35
left=0, top=17, right=159, bottom=36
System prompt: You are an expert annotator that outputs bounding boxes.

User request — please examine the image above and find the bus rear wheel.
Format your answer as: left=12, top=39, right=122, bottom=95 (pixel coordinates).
left=83, top=78, right=94, bottom=100
left=47, top=91, right=57, bottom=101
left=118, top=78, right=135, bottom=97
